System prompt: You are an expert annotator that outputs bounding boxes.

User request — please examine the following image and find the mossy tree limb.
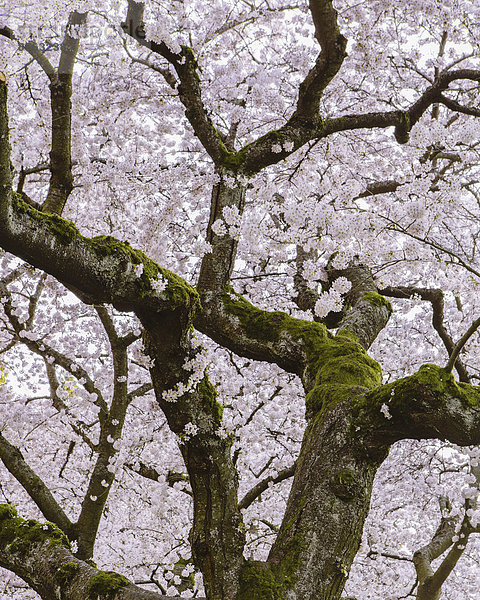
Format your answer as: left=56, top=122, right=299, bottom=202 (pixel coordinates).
left=354, top=364, right=480, bottom=459
left=0, top=192, right=199, bottom=316
left=320, top=263, right=392, bottom=348
left=263, top=325, right=383, bottom=598
left=0, top=505, right=183, bottom=600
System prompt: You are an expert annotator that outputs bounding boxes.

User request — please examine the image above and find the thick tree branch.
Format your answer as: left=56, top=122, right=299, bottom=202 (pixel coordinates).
left=355, top=363, right=480, bottom=458
left=295, top=1, right=347, bottom=121
left=438, top=94, right=480, bottom=117
left=196, top=176, right=246, bottom=294
left=0, top=13, right=86, bottom=214
left=0, top=504, right=193, bottom=600
left=141, top=324, right=245, bottom=598
left=0, top=204, right=198, bottom=316
left=357, top=180, right=401, bottom=198
left=238, top=69, right=480, bottom=174
left=195, top=287, right=312, bottom=375
left=121, top=2, right=480, bottom=178
left=293, top=246, right=319, bottom=313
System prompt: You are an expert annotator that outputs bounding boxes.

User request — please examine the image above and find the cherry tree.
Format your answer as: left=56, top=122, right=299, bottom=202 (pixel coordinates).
left=1, top=1, right=480, bottom=599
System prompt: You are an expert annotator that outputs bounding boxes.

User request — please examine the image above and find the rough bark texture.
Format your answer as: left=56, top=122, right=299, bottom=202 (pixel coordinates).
left=2, top=0, right=480, bottom=593
left=140, top=308, right=245, bottom=600
left=0, top=504, right=183, bottom=600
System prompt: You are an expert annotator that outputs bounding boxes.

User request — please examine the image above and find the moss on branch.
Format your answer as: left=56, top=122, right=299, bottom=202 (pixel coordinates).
left=55, top=561, right=80, bottom=586
left=87, top=570, right=129, bottom=599
left=0, top=504, right=70, bottom=554
left=11, top=192, right=199, bottom=311
left=353, top=363, right=480, bottom=446
left=197, top=373, right=224, bottom=422
left=238, top=545, right=303, bottom=600
left=12, top=191, right=79, bottom=244
left=361, top=291, right=392, bottom=313
left=223, top=287, right=382, bottom=420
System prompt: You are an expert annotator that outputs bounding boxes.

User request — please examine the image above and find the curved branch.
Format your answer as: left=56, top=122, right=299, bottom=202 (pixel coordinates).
left=195, top=287, right=311, bottom=375
left=445, top=316, right=480, bottom=374
left=238, top=69, right=480, bottom=174
left=0, top=27, right=55, bottom=77
left=439, top=94, right=480, bottom=117
left=0, top=199, right=198, bottom=316
left=381, top=286, right=470, bottom=382
left=414, top=497, right=473, bottom=600
left=122, top=1, right=230, bottom=166
left=295, top=0, right=347, bottom=121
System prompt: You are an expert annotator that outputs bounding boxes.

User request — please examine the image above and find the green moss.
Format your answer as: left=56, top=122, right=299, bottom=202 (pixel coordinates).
left=88, top=236, right=198, bottom=308
left=157, top=267, right=200, bottom=311
left=88, top=570, right=129, bottom=599
left=334, top=469, right=354, bottom=485
left=223, top=286, right=330, bottom=356
left=223, top=287, right=382, bottom=422
left=12, top=192, right=79, bottom=244
left=166, top=470, right=189, bottom=486
left=222, top=148, right=248, bottom=170
left=0, top=504, right=17, bottom=521
left=362, top=291, right=392, bottom=313
left=311, top=342, right=382, bottom=389
left=306, top=384, right=365, bottom=418
left=0, top=505, right=70, bottom=555
left=55, top=562, right=79, bottom=586
left=330, top=469, right=357, bottom=500
left=197, top=373, right=224, bottom=422
left=354, top=363, right=480, bottom=428
left=239, top=549, right=302, bottom=600
left=11, top=192, right=199, bottom=311
left=239, top=561, right=279, bottom=600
